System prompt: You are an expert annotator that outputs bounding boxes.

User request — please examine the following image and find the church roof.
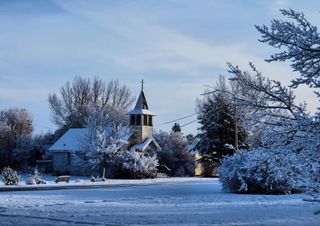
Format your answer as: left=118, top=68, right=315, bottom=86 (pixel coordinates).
left=135, top=91, right=149, bottom=110
left=128, top=90, right=155, bottom=115
left=131, top=136, right=161, bottom=152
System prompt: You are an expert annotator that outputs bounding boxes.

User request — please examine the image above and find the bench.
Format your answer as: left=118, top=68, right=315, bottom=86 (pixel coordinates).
left=55, top=175, right=70, bottom=183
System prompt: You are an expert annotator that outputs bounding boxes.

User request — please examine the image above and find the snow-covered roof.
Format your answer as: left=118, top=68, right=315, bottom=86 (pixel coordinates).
left=49, top=128, right=112, bottom=152
left=131, top=136, right=161, bottom=152
left=49, top=128, right=88, bottom=152
left=128, top=109, right=155, bottom=115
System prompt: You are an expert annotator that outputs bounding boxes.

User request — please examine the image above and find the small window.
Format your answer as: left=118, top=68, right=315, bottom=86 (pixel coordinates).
left=136, top=115, right=141, bottom=125
left=143, top=115, right=148, bottom=126
left=148, top=115, right=153, bottom=126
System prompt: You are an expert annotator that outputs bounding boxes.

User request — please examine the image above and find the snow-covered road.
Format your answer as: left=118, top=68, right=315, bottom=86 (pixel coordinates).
left=0, top=180, right=318, bottom=226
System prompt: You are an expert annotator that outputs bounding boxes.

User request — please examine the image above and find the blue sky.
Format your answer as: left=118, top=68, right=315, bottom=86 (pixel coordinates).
left=0, top=0, right=319, bottom=135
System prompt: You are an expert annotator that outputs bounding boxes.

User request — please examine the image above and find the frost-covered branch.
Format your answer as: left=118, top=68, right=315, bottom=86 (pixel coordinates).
left=82, top=118, right=131, bottom=173
left=228, top=62, right=305, bottom=117
left=256, top=9, right=320, bottom=88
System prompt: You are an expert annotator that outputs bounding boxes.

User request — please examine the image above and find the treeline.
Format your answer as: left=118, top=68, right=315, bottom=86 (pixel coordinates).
left=0, top=76, right=195, bottom=178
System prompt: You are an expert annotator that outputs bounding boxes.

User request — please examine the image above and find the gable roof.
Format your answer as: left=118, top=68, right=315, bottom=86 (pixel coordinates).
left=131, top=136, right=161, bottom=152
left=49, top=128, right=88, bottom=152
left=48, top=128, right=112, bottom=152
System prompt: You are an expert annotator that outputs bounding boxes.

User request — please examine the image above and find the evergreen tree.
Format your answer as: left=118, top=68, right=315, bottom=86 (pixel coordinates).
left=196, top=76, right=246, bottom=176
left=172, top=123, right=181, bottom=133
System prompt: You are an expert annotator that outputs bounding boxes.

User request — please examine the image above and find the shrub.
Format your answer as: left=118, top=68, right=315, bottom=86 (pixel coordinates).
left=219, top=148, right=313, bottom=194
left=25, top=168, right=46, bottom=185
left=1, top=166, right=21, bottom=185
left=117, top=149, right=158, bottom=179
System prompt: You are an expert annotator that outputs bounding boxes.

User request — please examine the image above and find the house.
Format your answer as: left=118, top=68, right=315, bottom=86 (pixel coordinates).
left=49, top=83, right=161, bottom=176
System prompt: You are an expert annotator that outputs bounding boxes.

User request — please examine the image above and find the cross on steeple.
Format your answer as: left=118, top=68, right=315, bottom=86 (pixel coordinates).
left=141, top=79, right=144, bottom=91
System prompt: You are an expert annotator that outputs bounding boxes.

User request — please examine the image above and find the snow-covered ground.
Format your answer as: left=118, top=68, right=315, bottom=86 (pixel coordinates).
left=0, top=179, right=318, bottom=226
left=0, top=175, right=213, bottom=191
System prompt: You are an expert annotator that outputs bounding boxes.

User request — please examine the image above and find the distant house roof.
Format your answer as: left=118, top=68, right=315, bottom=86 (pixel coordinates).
left=48, top=128, right=112, bottom=152
left=48, top=128, right=88, bottom=152
left=131, top=136, right=161, bottom=152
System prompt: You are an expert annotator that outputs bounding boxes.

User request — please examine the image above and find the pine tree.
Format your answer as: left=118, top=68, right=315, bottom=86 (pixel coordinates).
left=1, top=166, right=20, bottom=185
left=196, top=76, right=246, bottom=176
left=172, top=123, right=181, bottom=133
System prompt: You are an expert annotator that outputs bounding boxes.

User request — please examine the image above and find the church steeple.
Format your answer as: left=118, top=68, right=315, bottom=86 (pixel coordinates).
left=134, top=88, right=149, bottom=110
left=128, top=81, right=155, bottom=144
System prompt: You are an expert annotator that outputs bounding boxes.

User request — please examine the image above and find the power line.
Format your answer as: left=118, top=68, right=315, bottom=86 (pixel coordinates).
left=180, top=119, right=198, bottom=128
left=154, top=113, right=198, bottom=126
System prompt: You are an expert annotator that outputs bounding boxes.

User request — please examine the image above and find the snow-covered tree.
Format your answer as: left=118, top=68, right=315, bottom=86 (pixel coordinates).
left=256, top=9, right=320, bottom=89
left=0, top=108, right=33, bottom=168
left=117, top=149, right=158, bottom=179
left=219, top=57, right=320, bottom=194
left=83, top=122, right=131, bottom=175
left=48, top=77, right=134, bottom=129
left=227, top=62, right=308, bottom=146
left=219, top=9, right=320, bottom=195
left=1, top=166, right=20, bottom=185
left=154, top=131, right=195, bottom=176
left=0, top=108, right=33, bottom=136
left=255, top=8, right=320, bottom=213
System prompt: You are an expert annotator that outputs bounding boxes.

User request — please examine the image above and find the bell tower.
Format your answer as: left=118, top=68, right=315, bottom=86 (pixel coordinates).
left=128, top=80, right=155, bottom=144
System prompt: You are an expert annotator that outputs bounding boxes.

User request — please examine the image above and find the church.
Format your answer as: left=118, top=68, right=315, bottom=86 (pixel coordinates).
left=48, top=83, right=161, bottom=176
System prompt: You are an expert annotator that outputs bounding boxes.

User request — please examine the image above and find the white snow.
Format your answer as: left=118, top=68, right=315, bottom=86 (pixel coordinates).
left=0, top=179, right=318, bottom=225
left=48, top=128, right=88, bottom=152
left=48, top=128, right=113, bottom=152
left=0, top=175, right=212, bottom=190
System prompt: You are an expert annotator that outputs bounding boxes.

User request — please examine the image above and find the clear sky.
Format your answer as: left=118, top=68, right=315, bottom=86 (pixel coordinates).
left=0, top=0, right=319, bottom=135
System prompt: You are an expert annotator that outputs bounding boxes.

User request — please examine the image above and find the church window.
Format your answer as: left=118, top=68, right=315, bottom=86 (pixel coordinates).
left=130, top=115, right=136, bottom=125
left=143, top=115, right=148, bottom=126
left=136, top=115, right=141, bottom=125
left=148, top=115, right=153, bottom=126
